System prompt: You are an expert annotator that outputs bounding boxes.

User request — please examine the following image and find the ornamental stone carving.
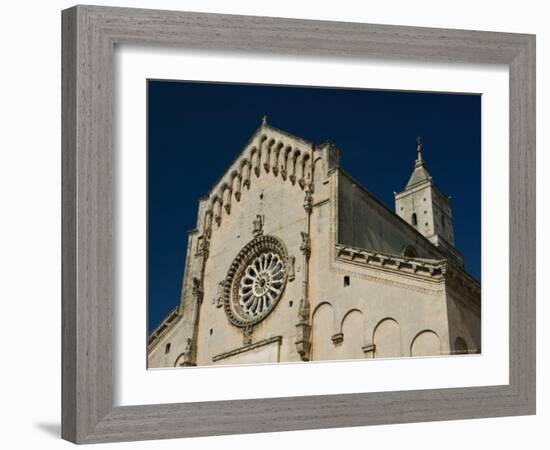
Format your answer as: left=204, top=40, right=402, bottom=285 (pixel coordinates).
left=176, top=338, right=196, bottom=367
left=213, top=280, right=225, bottom=308
left=252, top=214, right=264, bottom=237
left=287, top=255, right=296, bottom=281
left=222, top=235, right=289, bottom=328
left=300, top=232, right=311, bottom=259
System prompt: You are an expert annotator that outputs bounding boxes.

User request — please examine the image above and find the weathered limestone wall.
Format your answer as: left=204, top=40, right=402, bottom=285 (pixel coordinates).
left=149, top=125, right=319, bottom=367
left=308, top=171, right=452, bottom=360
left=338, top=171, right=443, bottom=260
left=445, top=283, right=482, bottom=353
left=197, top=172, right=307, bottom=365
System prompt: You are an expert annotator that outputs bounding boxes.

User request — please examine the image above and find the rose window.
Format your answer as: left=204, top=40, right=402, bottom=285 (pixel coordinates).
left=238, top=252, right=285, bottom=316
left=223, top=235, right=288, bottom=327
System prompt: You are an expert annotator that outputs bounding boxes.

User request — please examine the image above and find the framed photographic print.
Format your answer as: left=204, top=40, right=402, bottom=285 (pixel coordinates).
left=62, top=5, right=536, bottom=444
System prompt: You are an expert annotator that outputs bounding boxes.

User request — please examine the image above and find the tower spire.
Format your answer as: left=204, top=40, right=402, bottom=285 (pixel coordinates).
left=416, top=136, right=423, bottom=164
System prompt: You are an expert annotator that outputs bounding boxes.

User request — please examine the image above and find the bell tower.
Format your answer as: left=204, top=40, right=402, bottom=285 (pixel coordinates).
left=394, top=137, right=463, bottom=266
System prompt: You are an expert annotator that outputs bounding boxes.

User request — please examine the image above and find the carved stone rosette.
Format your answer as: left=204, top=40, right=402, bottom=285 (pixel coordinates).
left=222, top=235, right=289, bottom=331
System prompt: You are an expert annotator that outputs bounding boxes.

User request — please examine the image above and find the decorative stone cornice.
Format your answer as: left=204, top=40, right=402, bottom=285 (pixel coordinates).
left=362, top=344, right=375, bottom=357
left=212, top=335, right=282, bottom=362
left=335, top=244, right=447, bottom=280
left=331, top=333, right=344, bottom=345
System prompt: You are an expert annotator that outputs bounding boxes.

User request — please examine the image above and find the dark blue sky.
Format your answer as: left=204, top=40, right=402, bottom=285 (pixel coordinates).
left=148, top=80, right=481, bottom=333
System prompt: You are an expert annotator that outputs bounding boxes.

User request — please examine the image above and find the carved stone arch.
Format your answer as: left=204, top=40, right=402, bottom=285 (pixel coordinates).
left=373, top=317, right=401, bottom=358
left=337, top=308, right=364, bottom=360
left=230, top=171, right=242, bottom=201
left=203, top=209, right=213, bottom=237
left=249, top=146, right=260, bottom=177
left=280, top=146, right=293, bottom=180
left=410, top=329, right=441, bottom=357
left=271, top=142, right=284, bottom=175
left=173, top=351, right=192, bottom=368
left=298, top=153, right=311, bottom=188
left=339, top=308, right=363, bottom=334
left=290, top=149, right=301, bottom=184
left=311, top=302, right=334, bottom=361
left=263, top=138, right=274, bottom=173
left=257, top=135, right=268, bottom=175
left=211, top=195, right=222, bottom=226
left=240, top=159, right=251, bottom=189
left=221, top=182, right=232, bottom=214
left=312, top=301, right=333, bottom=317
left=313, top=155, right=324, bottom=179
left=174, top=353, right=184, bottom=367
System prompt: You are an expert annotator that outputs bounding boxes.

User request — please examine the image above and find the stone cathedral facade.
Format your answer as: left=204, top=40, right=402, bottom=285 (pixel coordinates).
left=147, top=119, right=481, bottom=368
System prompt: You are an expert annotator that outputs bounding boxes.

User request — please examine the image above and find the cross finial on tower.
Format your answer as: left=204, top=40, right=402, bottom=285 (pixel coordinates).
left=261, top=115, right=268, bottom=126
left=416, top=136, right=423, bottom=162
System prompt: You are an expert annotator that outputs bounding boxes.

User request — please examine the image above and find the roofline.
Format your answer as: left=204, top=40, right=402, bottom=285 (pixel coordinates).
left=337, top=169, right=448, bottom=259
left=395, top=168, right=453, bottom=201
left=199, top=122, right=317, bottom=203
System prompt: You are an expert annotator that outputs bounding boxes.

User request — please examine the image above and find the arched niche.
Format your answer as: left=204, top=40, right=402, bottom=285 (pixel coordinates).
left=410, top=330, right=441, bottom=357
left=339, top=309, right=364, bottom=360
left=311, top=302, right=334, bottom=361
left=373, top=318, right=401, bottom=358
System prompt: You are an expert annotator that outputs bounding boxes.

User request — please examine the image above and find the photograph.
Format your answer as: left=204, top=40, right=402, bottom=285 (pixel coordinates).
left=1, top=0, right=541, bottom=447
left=146, top=80, right=482, bottom=368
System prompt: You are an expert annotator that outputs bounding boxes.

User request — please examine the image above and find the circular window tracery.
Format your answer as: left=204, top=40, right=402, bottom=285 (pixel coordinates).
left=223, top=235, right=288, bottom=327
left=238, top=252, right=285, bottom=316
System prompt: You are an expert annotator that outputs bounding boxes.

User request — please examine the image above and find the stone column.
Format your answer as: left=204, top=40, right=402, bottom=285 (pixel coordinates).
left=295, top=145, right=315, bottom=361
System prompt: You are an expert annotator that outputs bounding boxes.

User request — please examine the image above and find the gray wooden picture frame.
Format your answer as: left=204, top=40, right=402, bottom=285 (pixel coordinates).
left=61, top=4, right=536, bottom=444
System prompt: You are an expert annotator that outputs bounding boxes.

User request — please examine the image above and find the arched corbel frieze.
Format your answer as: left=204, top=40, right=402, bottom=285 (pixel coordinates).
left=240, top=159, right=251, bottom=189
left=263, top=138, right=273, bottom=173
left=221, top=183, right=232, bottom=214
left=271, top=142, right=283, bottom=176
left=212, top=195, right=222, bottom=226
left=250, top=147, right=260, bottom=177
left=232, top=172, right=242, bottom=201
left=280, top=146, right=292, bottom=180
left=290, top=150, right=301, bottom=185
left=298, top=153, right=310, bottom=189
left=203, top=209, right=213, bottom=237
